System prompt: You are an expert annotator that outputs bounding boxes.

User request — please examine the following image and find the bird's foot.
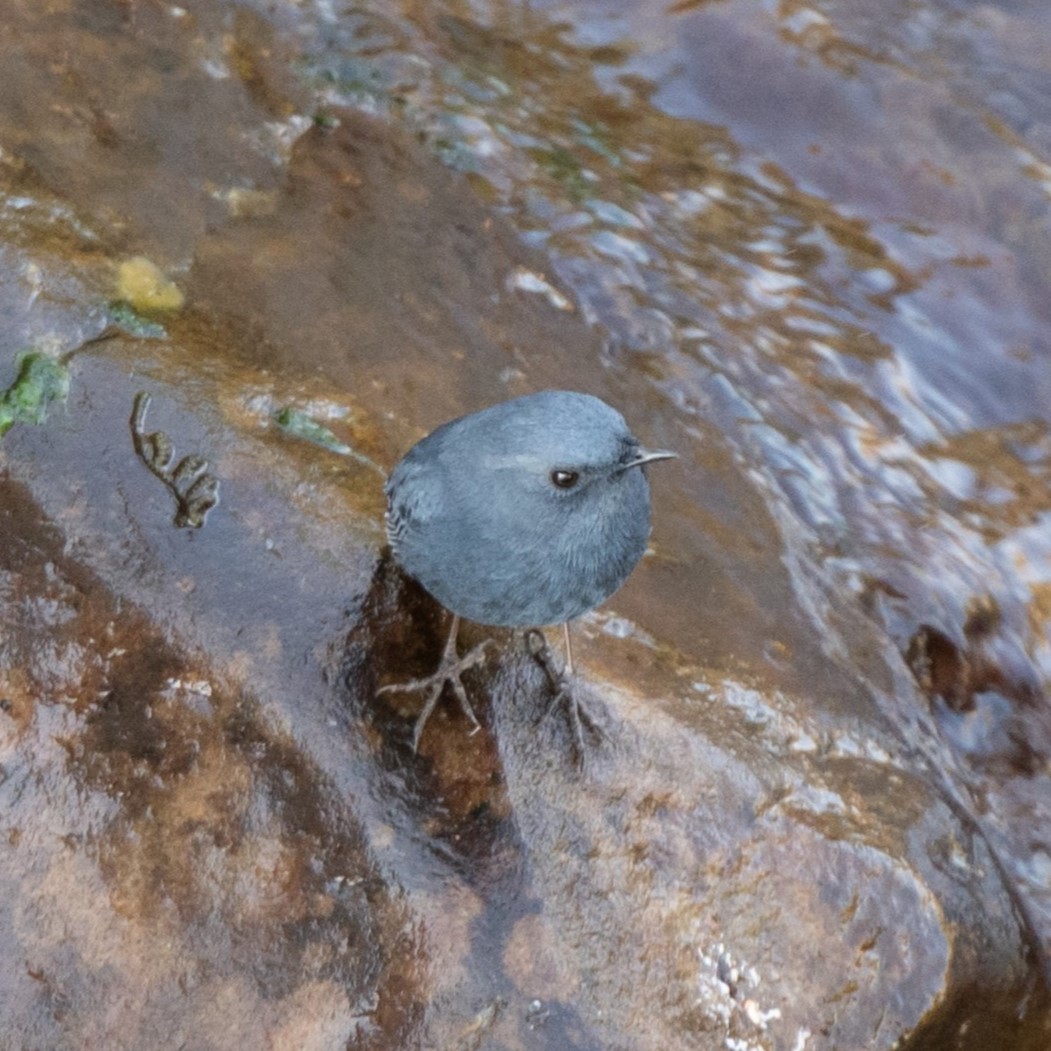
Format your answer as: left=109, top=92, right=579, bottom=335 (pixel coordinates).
left=525, top=629, right=604, bottom=764
left=378, top=638, right=494, bottom=752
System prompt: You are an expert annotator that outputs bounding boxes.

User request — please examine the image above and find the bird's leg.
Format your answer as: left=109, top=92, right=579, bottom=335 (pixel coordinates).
left=562, top=620, right=575, bottom=676
left=377, top=614, right=493, bottom=752
left=526, top=624, right=602, bottom=762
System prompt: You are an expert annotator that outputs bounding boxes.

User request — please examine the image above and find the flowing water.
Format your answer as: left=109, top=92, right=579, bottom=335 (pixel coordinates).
left=259, top=0, right=1051, bottom=933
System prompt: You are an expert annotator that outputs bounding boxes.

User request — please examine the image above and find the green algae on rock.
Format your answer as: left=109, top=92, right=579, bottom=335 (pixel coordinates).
left=275, top=405, right=384, bottom=473
left=0, top=352, right=70, bottom=438
left=108, top=300, right=169, bottom=340
left=275, top=405, right=355, bottom=455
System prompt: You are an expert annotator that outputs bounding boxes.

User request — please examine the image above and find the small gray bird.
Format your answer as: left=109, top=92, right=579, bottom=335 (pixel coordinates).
left=380, top=390, right=675, bottom=752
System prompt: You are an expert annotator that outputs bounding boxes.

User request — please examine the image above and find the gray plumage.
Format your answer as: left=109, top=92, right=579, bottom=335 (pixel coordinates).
left=386, top=390, right=667, bottom=628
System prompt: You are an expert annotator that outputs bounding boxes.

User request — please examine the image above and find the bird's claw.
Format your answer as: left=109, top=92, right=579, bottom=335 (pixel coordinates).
left=525, top=629, right=604, bottom=765
left=525, top=628, right=560, bottom=683
left=378, top=638, right=493, bottom=752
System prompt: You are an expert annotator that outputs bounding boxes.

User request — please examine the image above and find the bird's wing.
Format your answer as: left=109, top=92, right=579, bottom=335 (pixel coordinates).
left=384, top=452, right=446, bottom=551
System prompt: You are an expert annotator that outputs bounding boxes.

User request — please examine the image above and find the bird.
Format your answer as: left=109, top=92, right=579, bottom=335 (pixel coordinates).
left=379, top=390, right=675, bottom=753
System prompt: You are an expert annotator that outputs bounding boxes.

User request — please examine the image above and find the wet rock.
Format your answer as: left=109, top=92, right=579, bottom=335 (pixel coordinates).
left=0, top=329, right=1043, bottom=1048
left=0, top=1, right=1049, bottom=1047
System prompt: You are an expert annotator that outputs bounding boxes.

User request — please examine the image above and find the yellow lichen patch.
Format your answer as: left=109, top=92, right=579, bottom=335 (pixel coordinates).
left=116, top=256, right=185, bottom=312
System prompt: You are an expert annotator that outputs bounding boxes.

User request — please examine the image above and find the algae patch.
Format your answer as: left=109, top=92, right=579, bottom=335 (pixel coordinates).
left=108, top=300, right=169, bottom=340
left=275, top=406, right=354, bottom=455
left=0, top=352, right=70, bottom=438
left=275, top=406, right=383, bottom=474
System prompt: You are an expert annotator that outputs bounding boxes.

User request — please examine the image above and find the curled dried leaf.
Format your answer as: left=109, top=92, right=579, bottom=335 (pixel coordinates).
left=171, top=454, right=208, bottom=489
left=185, top=473, right=219, bottom=509
left=144, top=431, right=174, bottom=473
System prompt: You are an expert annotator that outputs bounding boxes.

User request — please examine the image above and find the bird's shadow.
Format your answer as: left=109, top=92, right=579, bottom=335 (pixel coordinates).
left=343, top=547, right=614, bottom=785
left=342, top=548, right=502, bottom=753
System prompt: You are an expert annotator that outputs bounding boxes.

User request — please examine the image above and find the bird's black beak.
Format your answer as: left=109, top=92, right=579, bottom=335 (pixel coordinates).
left=617, top=447, right=678, bottom=472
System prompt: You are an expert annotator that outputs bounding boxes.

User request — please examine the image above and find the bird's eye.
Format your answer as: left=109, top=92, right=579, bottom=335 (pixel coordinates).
left=550, top=469, right=580, bottom=490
